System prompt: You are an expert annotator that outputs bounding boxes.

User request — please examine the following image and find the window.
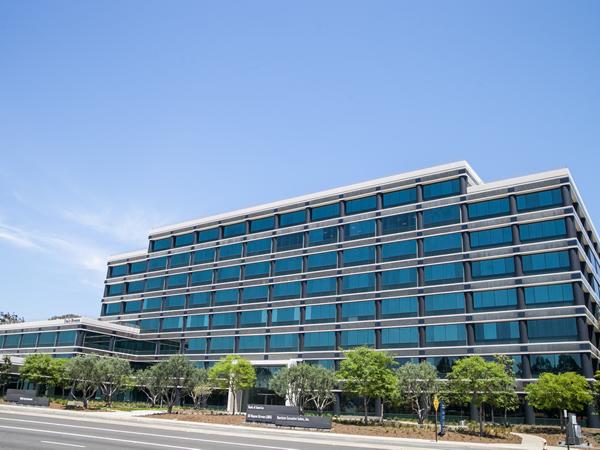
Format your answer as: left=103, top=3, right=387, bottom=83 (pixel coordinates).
left=114, top=339, right=156, bottom=355
left=473, top=289, right=517, bottom=311
left=239, top=335, right=265, bottom=353
left=244, top=262, right=270, bottom=280
left=341, top=330, right=374, bottom=349
left=219, top=243, right=243, bottom=260
left=127, top=281, right=144, bottom=294
left=423, top=206, right=461, bottom=228
left=20, top=333, right=37, bottom=348
left=162, top=317, right=183, bottom=332
left=104, top=302, right=121, bottom=316
left=304, top=332, right=336, bottom=351
left=381, top=268, right=417, bottom=289
left=516, top=188, right=563, bottom=212
left=186, top=315, right=208, bottom=330
left=250, top=216, right=275, bottom=233
left=170, top=253, right=189, bottom=268
left=307, top=252, right=337, bottom=271
left=522, top=251, right=570, bottom=274
left=279, top=210, right=306, bottom=228
left=343, top=246, right=375, bottom=266
left=106, top=283, right=125, bottom=297
left=425, top=293, right=465, bottom=315
left=240, top=310, right=267, bottom=328
left=423, top=179, right=461, bottom=200
left=274, top=257, right=302, bottom=275
left=186, top=338, right=207, bottom=354
left=474, top=322, right=520, bottom=344
left=223, top=222, right=246, bottom=238
left=381, top=213, right=416, bottom=235
left=530, top=354, right=582, bottom=377
left=524, top=283, right=574, bottom=307
left=472, top=257, right=515, bottom=279
left=193, top=249, right=215, bottom=264
left=216, top=266, right=240, bottom=283
left=247, top=238, right=272, bottom=256
left=158, top=340, right=180, bottom=355
left=211, top=312, right=236, bottom=329
left=341, top=301, right=375, bottom=321
left=189, top=292, right=211, bottom=308
left=191, top=270, right=212, bottom=286
left=305, top=304, right=336, bottom=324
left=272, top=281, right=301, bottom=300
left=209, top=336, right=234, bottom=354
left=468, top=198, right=510, bottom=220
left=140, top=319, right=160, bottom=333
left=519, top=219, right=567, bottom=242
left=381, top=297, right=418, bottom=318
left=56, top=331, right=76, bottom=346
left=174, top=233, right=194, bottom=248
left=528, top=318, right=577, bottom=342
left=382, top=188, right=417, bottom=208
left=277, top=233, right=304, bottom=251
left=311, top=203, right=340, bottom=221
left=271, top=307, right=300, bottom=326
left=344, top=220, right=375, bottom=240
left=152, top=238, right=171, bottom=252
left=270, top=334, right=298, bottom=352
left=342, top=273, right=375, bottom=293
left=143, top=297, right=162, bottom=312
left=307, top=277, right=337, bottom=297
left=345, top=196, right=377, bottom=215
left=470, top=227, right=512, bottom=249
left=424, top=262, right=464, bottom=285
left=381, top=327, right=419, bottom=348
left=242, top=286, right=269, bottom=303
left=164, top=295, right=185, bottom=310
left=37, top=332, right=57, bottom=347
left=381, top=240, right=416, bottom=262
left=130, top=261, right=147, bottom=274
left=148, top=257, right=167, bottom=271
left=308, top=227, right=338, bottom=246
left=110, top=264, right=127, bottom=277
left=124, top=300, right=143, bottom=313
left=198, top=228, right=219, bottom=243
left=166, top=274, right=188, bottom=289
left=145, top=277, right=164, bottom=291
left=425, top=324, right=466, bottom=346
left=214, top=289, right=238, bottom=306
left=423, top=233, right=462, bottom=256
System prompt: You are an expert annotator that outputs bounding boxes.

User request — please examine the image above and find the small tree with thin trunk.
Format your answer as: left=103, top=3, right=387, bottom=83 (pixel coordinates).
left=396, top=361, right=439, bottom=425
left=269, top=364, right=313, bottom=413
left=305, top=365, right=336, bottom=415
left=96, top=357, right=132, bottom=407
left=209, top=355, right=256, bottom=415
left=156, top=355, right=196, bottom=414
left=0, top=356, right=13, bottom=395
left=137, top=365, right=162, bottom=407
left=188, top=367, right=213, bottom=409
left=65, top=355, right=102, bottom=409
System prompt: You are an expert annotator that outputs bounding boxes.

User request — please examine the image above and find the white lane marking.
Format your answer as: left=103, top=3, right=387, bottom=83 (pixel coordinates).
left=41, top=441, right=86, bottom=448
left=0, top=417, right=297, bottom=450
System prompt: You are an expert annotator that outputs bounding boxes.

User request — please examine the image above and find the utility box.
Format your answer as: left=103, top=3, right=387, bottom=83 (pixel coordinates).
left=566, top=412, right=584, bottom=446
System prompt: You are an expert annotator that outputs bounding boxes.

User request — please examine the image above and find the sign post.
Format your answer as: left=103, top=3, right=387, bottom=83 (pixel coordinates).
left=433, top=395, right=440, bottom=443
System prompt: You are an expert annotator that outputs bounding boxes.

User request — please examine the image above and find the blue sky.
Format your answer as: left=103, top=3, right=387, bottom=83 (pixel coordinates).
left=0, top=1, right=598, bottom=320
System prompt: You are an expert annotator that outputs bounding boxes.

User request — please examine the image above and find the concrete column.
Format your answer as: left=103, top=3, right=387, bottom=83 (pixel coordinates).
left=460, top=176, right=468, bottom=195
left=417, top=239, right=424, bottom=258
left=470, top=400, right=479, bottom=421
left=418, top=296, right=425, bottom=317
left=334, top=392, right=341, bottom=415
left=416, top=212, right=423, bottom=230
left=581, top=353, right=594, bottom=378
left=466, top=323, right=475, bottom=346
left=416, top=185, right=424, bottom=203
left=460, top=204, right=469, bottom=224
left=570, top=248, right=581, bottom=272
left=418, top=327, right=426, bottom=348
left=519, top=320, right=528, bottom=344
left=512, top=224, right=521, bottom=245
left=562, top=185, right=573, bottom=206
left=524, top=399, right=536, bottom=425
left=586, top=404, right=600, bottom=428
left=464, top=261, right=472, bottom=282
left=565, top=216, right=577, bottom=239
left=227, top=388, right=243, bottom=414
left=509, top=195, right=518, bottom=215
left=465, top=291, right=474, bottom=314
left=577, top=317, right=590, bottom=342
left=375, top=398, right=383, bottom=418
left=417, top=266, right=424, bottom=287
left=574, top=282, right=586, bottom=306
left=462, top=231, right=471, bottom=252
left=514, top=255, right=524, bottom=277
left=517, top=287, right=526, bottom=310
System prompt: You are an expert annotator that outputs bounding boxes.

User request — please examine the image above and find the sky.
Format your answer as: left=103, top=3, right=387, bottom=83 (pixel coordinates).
left=0, top=1, right=598, bottom=321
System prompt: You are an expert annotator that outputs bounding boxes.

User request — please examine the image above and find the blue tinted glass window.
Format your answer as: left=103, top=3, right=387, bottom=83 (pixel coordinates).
left=167, top=274, right=188, bottom=289
left=250, top=216, right=275, bottom=233
left=270, top=334, right=298, bottom=352
left=276, top=233, right=304, bottom=251
left=242, top=286, right=269, bottom=303
left=530, top=354, right=583, bottom=377
left=474, top=322, right=520, bottom=344
left=307, top=277, right=337, bottom=297
left=522, top=251, right=570, bottom=274
left=240, top=310, right=267, bottom=328
left=162, top=317, right=183, bottom=332
left=342, top=273, right=375, bottom=293
left=145, top=277, right=164, bottom=291
left=239, top=335, right=265, bottom=353
left=345, top=196, right=377, bottom=215
left=214, top=289, right=238, bottom=305
left=209, top=336, right=234, bottom=354
left=468, top=198, right=510, bottom=220
left=517, top=189, right=563, bottom=212
left=525, top=283, right=574, bottom=307
left=198, top=228, right=219, bottom=243
left=424, top=262, right=464, bottom=285
left=473, top=289, right=518, bottom=311
left=344, top=220, right=375, bottom=240
left=110, top=265, right=127, bottom=277
left=140, top=318, right=160, bottom=333
left=164, top=295, right=185, bottom=310
left=219, top=243, right=242, bottom=260
left=423, top=233, right=462, bottom=256
left=382, top=188, right=417, bottom=208
left=274, top=257, right=303, bottom=275
left=381, top=297, right=418, bottom=318
left=343, top=246, right=375, bottom=267
left=148, top=257, right=167, bottom=271
left=381, top=213, right=416, bottom=235
left=3, top=334, right=19, bottom=349
left=311, top=203, right=340, bottom=221
left=381, top=327, right=419, bottom=348
left=244, top=262, right=270, bottom=280
left=124, top=300, right=142, bottom=313
left=57, top=331, right=77, bottom=346
left=423, top=206, right=461, bottom=228
left=216, top=266, right=240, bottom=283
left=279, top=210, right=306, bottom=228
left=143, top=297, right=162, bottom=312
left=271, top=307, right=300, bottom=325
left=425, top=293, right=465, bottom=315
left=211, top=312, right=236, bottom=329
left=423, top=179, right=461, bottom=200
left=341, top=301, right=375, bottom=321
left=174, top=233, right=194, bottom=248
left=519, top=219, right=567, bottom=242
left=129, top=261, right=146, bottom=274
left=304, top=332, right=336, bottom=351
left=191, top=270, right=212, bottom=286
left=470, top=227, right=512, bottom=249
left=381, top=268, right=417, bottom=289
left=425, top=324, right=466, bottom=346
left=186, top=338, right=207, bottom=353
left=247, top=238, right=272, bottom=256
left=223, top=222, right=246, bottom=238
left=381, top=240, right=416, bottom=262
left=107, top=283, right=125, bottom=296
left=37, top=332, right=57, bottom=347
left=104, top=302, right=121, bottom=315
left=308, top=227, right=338, bottom=246
left=189, top=292, right=211, bottom=307
left=307, top=252, right=337, bottom=271
left=305, top=304, right=336, bottom=324
left=20, top=333, right=37, bottom=348
left=272, top=282, right=301, bottom=300
left=193, top=249, right=215, bottom=264
left=341, top=330, right=375, bottom=349
left=528, top=318, right=577, bottom=342
left=170, top=253, right=190, bottom=268
left=127, top=280, right=144, bottom=294
left=472, top=257, right=515, bottom=279
left=152, top=238, right=171, bottom=252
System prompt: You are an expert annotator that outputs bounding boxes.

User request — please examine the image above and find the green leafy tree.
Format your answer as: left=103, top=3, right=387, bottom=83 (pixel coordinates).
left=526, top=372, right=592, bottom=430
left=269, top=364, right=314, bottom=413
left=20, top=354, right=68, bottom=395
left=396, top=361, right=439, bottom=424
left=96, top=357, right=132, bottom=407
left=188, top=367, right=213, bottom=409
left=209, top=355, right=256, bottom=414
left=490, top=355, right=519, bottom=425
left=337, top=347, right=397, bottom=424
left=0, top=356, right=13, bottom=395
left=305, top=365, right=336, bottom=415
left=155, top=355, right=196, bottom=414
left=65, top=355, right=102, bottom=409
left=136, top=365, right=162, bottom=407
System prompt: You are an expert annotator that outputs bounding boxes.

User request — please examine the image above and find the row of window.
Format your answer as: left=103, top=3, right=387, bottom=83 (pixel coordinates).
left=105, top=249, right=573, bottom=299
left=0, top=331, right=77, bottom=349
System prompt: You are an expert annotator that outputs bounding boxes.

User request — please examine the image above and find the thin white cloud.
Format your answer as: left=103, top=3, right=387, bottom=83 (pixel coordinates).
left=0, top=223, right=41, bottom=250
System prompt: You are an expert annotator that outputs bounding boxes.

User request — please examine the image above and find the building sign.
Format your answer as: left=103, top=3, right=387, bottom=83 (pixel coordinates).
left=245, top=404, right=331, bottom=429
left=5, top=389, right=50, bottom=407
left=245, top=404, right=299, bottom=424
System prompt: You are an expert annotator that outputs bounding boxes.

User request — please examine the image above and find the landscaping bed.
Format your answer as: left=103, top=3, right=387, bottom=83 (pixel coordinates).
left=513, top=425, right=600, bottom=449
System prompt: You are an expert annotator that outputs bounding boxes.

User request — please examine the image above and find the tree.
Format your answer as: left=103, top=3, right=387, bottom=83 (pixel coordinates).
left=396, top=361, right=439, bottom=425
left=337, top=347, right=397, bottom=424
left=96, top=357, right=132, bottom=407
left=65, top=355, right=102, bottom=409
left=269, top=364, right=314, bottom=413
left=305, top=365, right=336, bottom=416
left=136, top=365, right=162, bottom=407
left=188, top=367, right=213, bottom=409
left=20, top=354, right=68, bottom=395
left=526, top=372, right=592, bottom=430
left=209, top=355, right=256, bottom=415
left=155, top=355, right=196, bottom=414
left=0, top=312, right=24, bottom=324
left=490, top=355, right=519, bottom=425
left=0, top=356, right=13, bottom=395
